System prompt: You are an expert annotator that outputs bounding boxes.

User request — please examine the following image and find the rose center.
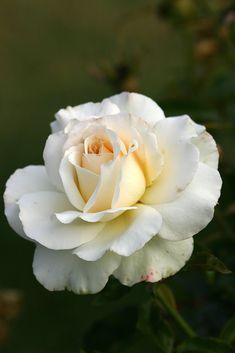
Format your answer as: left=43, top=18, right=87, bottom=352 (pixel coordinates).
left=82, top=134, right=114, bottom=174
left=87, top=137, right=112, bottom=155
left=84, top=134, right=113, bottom=154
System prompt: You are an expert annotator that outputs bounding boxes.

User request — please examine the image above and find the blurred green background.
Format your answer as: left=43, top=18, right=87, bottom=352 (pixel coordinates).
left=1, top=0, right=235, bottom=352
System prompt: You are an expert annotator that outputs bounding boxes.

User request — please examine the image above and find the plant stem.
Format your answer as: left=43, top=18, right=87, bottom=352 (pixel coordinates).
left=157, top=290, right=197, bottom=338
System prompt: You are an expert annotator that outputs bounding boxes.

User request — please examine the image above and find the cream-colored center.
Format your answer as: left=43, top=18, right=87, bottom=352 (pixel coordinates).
left=82, top=134, right=114, bottom=174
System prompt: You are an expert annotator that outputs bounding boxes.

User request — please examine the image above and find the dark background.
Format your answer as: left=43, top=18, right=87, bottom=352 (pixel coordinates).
left=1, top=1, right=235, bottom=352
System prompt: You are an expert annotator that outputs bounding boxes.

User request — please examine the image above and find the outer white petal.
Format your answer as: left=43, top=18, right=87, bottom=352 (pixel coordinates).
left=187, top=116, right=206, bottom=135
left=192, top=131, right=219, bottom=169
left=33, top=245, right=121, bottom=294
left=166, top=115, right=201, bottom=138
left=55, top=206, right=136, bottom=223
left=141, top=116, right=199, bottom=204
left=43, top=131, right=66, bottom=190
left=108, top=92, right=165, bottom=126
left=74, top=204, right=162, bottom=261
left=155, top=162, right=222, bottom=241
left=114, top=237, right=193, bottom=286
left=72, top=99, right=120, bottom=119
left=172, top=117, right=218, bottom=168
left=4, top=166, right=55, bottom=238
left=52, top=99, right=120, bottom=131
left=18, top=191, right=104, bottom=249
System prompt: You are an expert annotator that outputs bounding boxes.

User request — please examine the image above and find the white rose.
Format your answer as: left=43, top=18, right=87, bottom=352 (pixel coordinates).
left=4, top=92, right=222, bottom=294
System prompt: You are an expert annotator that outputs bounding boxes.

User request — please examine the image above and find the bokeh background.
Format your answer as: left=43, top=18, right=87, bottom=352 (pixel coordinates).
left=1, top=0, right=235, bottom=352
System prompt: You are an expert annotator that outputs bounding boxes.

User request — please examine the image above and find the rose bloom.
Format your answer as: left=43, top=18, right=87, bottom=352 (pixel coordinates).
left=4, top=92, right=222, bottom=294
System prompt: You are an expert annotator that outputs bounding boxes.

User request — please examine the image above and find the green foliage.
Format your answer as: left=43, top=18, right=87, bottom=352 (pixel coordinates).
left=185, top=242, right=232, bottom=274
left=220, top=316, right=235, bottom=344
left=177, top=337, right=235, bottom=353
left=137, top=300, right=175, bottom=353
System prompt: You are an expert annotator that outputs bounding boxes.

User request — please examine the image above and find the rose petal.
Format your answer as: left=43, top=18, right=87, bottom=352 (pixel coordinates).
left=114, top=237, right=193, bottom=286
left=112, top=143, right=146, bottom=208
left=43, top=131, right=66, bottom=190
left=155, top=162, right=222, bottom=241
left=141, top=116, right=199, bottom=204
left=18, top=191, right=104, bottom=249
left=4, top=166, right=55, bottom=238
left=73, top=165, right=99, bottom=203
left=82, top=153, right=113, bottom=174
left=102, top=115, right=163, bottom=185
left=83, top=157, right=121, bottom=213
left=159, top=115, right=198, bottom=139
left=192, top=131, right=219, bottom=169
left=33, top=245, right=121, bottom=294
left=52, top=99, right=120, bottom=131
left=55, top=206, right=136, bottom=223
left=74, top=204, right=162, bottom=261
left=108, top=92, right=165, bottom=126
left=134, top=128, right=163, bottom=186
left=101, top=114, right=138, bottom=149
left=59, top=146, right=85, bottom=210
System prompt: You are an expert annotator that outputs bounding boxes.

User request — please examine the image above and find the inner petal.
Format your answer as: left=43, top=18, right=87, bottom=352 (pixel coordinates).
left=82, top=153, right=113, bottom=174
left=83, top=133, right=114, bottom=174
left=112, top=141, right=146, bottom=208
left=68, top=150, right=99, bottom=203
left=84, top=134, right=113, bottom=154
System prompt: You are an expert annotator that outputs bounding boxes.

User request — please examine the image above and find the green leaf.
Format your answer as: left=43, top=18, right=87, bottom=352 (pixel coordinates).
left=184, top=243, right=232, bottom=274
left=177, top=337, right=235, bottom=353
left=220, top=316, right=235, bottom=344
